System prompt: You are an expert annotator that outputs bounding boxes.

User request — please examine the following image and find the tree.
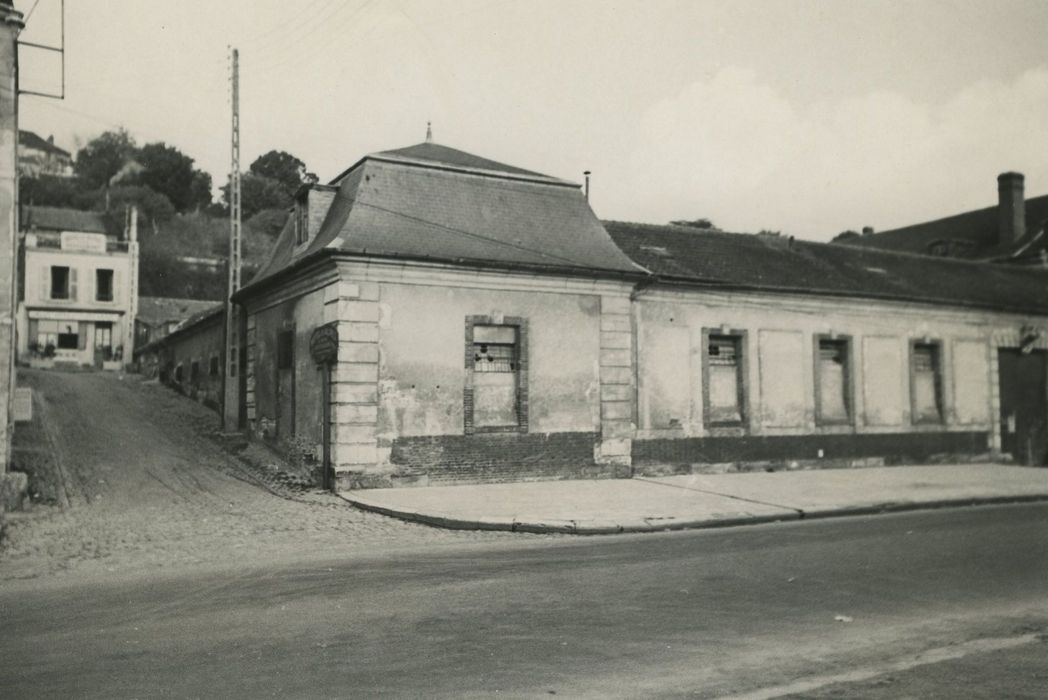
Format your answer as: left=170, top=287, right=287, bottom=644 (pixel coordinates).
left=188, top=170, right=213, bottom=211
left=74, top=129, right=138, bottom=190
left=137, top=142, right=199, bottom=212
left=832, top=230, right=860, bottom=242
left=249, top=150, right=316, bottom=198
left=245, top=208, right=290, bottom=239
left=224, top=173, right=293, bottom=219
left=19, top=174, right=86, bottom=209
left=102, top=185, right=175, bottom=235
left=670, top=218, right=716, bottom=230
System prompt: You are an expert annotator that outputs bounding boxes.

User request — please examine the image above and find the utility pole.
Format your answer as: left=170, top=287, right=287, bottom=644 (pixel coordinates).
left=222, top=47, right=242, bottom=431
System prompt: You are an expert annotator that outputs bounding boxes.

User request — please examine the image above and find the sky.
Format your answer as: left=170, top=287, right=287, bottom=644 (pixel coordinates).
left=12, top=0, right=1048, bottom=240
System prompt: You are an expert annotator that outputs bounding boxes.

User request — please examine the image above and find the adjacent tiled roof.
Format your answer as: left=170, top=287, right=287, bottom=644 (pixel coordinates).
left=23, top=205, right=107, bottom=234
left=839, top=194, right=1048, bottom=262
left=249, top=142, right=642, bottom=286
left=136, top=296, right=221, bottom=327
left=606, top=221, right=1048, bottom=315
left=19, top=130, right=71, bottom=158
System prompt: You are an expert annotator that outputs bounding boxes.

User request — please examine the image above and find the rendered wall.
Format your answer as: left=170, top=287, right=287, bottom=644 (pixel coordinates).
left=633, top=290, right=1005, bottom=471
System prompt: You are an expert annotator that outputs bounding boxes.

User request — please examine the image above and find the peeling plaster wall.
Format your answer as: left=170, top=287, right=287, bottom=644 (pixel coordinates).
left=376, top=282, right=601, bottom=440
left=632, top=289, right=1024, bottom=468
left=249, top=286, right=327, bottom=454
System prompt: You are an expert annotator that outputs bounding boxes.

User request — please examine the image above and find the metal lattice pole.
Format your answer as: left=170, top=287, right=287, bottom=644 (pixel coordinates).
left=223, top=47, right=242, bottom=431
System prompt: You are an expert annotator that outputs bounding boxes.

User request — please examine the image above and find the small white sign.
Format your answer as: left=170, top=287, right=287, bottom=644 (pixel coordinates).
left=61, top=232, right=107, bottom=253
left=13, top=387, right=32, bottom=423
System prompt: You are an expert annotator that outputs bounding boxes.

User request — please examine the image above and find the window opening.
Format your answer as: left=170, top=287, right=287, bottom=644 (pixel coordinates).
left=50, top=266, right=70, bottom=299
left=912, top=342, right=943, bottom=423
left=96, top=269, right=114, bottom=301
left=706, top=333, right=744, bottom=425
left=817, top=337, right=851, bottom=424
left=277, top=330, right=294, bottom=370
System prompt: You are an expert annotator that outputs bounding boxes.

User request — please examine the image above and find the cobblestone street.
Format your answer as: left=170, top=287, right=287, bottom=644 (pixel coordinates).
left=0, top=371, right=535, bottom=583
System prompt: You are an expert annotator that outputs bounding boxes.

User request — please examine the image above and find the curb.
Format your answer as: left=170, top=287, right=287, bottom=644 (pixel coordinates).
left=341, top=492, right=1048, bottom=536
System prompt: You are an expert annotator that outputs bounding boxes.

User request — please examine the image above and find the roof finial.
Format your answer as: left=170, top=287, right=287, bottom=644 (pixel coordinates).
left=425, top=121, right=433, bottom=144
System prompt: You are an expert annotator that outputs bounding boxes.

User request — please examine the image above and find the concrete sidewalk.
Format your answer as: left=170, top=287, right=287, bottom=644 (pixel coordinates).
left=340, top=464, right=1048, bottom=535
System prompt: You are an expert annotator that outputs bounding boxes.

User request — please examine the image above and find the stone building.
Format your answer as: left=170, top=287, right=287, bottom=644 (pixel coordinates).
left=149, top=139, right=1048, bottom=489
left=16, top=206, right=139, bottom=369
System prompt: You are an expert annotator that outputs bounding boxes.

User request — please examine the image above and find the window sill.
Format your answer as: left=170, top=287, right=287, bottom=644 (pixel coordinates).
left=466, top=425, right=527, bottom=435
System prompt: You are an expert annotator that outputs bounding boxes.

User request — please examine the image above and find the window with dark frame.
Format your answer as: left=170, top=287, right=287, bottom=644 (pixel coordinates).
left=294, top=202, right=309, bottom=245
left=704, top=332, right=745, bottom=426
left=464, top=317, right=528, bottom=434
left=175, top=364, right=184, bottom=383
left=911, top=341, right=943, bottom=423
left=191, top=360, right=200, bottom=383
left=816, top=336, right=852, bottom=424
left=50, top=266, right=70, bottom=300
left=209, top=355, right=220, bottom=376
left=95, top=269, right=114, bottom=301
left=277, top=330, right=294, bottom=370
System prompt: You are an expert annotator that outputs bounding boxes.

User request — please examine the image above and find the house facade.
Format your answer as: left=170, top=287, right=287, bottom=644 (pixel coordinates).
left=17, top=206, right=139, bottom=369
left=18, top=130, right=74, bottom=178
left=150, top=140, right=1048, bottom=489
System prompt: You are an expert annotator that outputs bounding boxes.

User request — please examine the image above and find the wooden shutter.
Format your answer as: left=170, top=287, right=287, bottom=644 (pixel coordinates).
left=42, top=265, right=50, bottom=301
left=113, top=269, right=122, bottom=305
left=69, top=267, right=78, bottom=301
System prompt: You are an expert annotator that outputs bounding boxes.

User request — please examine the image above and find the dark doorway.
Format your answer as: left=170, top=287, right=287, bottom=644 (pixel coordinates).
left=998, top=348, right=1048, bottom=465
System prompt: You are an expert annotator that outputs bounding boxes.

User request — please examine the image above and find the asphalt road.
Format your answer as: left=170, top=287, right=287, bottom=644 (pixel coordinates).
left=2, top=502, right=1046, bottom=699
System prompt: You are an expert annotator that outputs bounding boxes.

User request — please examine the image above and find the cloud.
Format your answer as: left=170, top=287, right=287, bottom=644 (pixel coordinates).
left=616, top=66, right=1048, bottom=239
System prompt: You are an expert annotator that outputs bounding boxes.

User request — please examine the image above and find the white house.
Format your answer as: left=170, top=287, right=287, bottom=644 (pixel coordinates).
left=17, top=206, right=139, bottom=369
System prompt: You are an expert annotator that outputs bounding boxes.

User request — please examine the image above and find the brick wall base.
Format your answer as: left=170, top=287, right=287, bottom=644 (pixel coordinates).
left=633, top=431, right=992, bottom=475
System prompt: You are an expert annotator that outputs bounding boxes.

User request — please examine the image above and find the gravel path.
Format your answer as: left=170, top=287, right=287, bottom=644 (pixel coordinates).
left=1, top=371, right=538, bottom=583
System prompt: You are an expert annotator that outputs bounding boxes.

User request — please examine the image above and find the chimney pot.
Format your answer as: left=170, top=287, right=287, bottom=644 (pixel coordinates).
left=997, top=171, right=1026, bottom=244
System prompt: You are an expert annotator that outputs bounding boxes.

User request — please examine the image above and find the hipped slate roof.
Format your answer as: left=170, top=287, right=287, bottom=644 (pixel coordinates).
left=137, top=296, right=221, bottom=327
left=250, top=141, right=641, bottom=285
left=839, top=194, right=1048, bottom=262
left=605, top=221, right=1048, bottom=315
left=23, top=205, right=107, bottom=234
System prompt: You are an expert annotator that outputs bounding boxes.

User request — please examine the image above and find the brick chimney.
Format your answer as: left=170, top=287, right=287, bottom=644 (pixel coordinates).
left=997, top=172, right=1026, bottom=244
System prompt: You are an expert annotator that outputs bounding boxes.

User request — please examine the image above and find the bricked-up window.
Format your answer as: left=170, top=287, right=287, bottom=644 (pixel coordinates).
left=465, top=317, right=528, bottom=433
left=703, top=332, right=746, bottom=426
left=815, top=336, right=853, bottom=425
left=911, top=341, right=943, bottom=423
left=276, top=330, right=294, bottom=370
left=95, top=269, right=114, bottom=301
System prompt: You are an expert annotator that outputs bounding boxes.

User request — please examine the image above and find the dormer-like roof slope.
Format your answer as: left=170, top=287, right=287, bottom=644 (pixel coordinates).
left=249, top=142, right=642, bottom=286
left=839, top=194, right=1048, bottom=261
left=606, top=220, right=1048, bottom=316
left=23, top=205, right=107, bottom=234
